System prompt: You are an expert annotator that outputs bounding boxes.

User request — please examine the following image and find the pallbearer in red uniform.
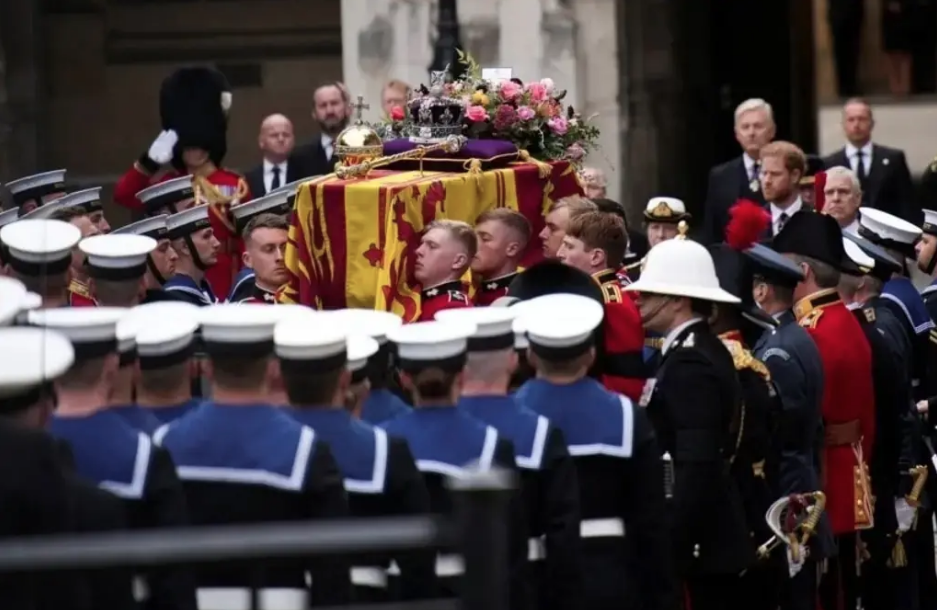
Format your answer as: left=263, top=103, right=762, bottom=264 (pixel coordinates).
left=470, top=209, right=529, bottom=306
left=0, top=218, right=81, bottom=308
left=229, top=190, right=294, bottom=303
left=112, top=67, right=250, bottom=299
left=415, top=220, right=473, bottom=321
left=771, top=210, right=875, bottom=610
left=556, top=211, right=646, bottom=401
left=3, top=169, right=68, bottom=216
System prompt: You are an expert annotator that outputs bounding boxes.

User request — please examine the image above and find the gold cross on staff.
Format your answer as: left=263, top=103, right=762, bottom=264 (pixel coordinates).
left=351, top=95, right=370, bottom=121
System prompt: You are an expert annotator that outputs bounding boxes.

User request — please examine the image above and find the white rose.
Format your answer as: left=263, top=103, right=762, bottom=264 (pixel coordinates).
left=540, top=78, right=555, bottom=93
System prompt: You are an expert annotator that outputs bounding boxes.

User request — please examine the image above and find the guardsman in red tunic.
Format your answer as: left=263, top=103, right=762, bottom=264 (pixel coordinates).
left=470, top=209, right=528, bottom=306
left=0, top=217, right=81, bottom=309
left=112, top=67, right=249, bottom=299
left=555, top=210, right=646, bottom=402
left=772, top=210, right=875, bottom=610
left=229, top=192, right=294, bottom=304
left=415, top=220, right=474, bottom=321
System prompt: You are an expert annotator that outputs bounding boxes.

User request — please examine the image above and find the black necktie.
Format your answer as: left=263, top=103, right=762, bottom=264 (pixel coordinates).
left=777, top=212, right=789, bottom=235
left=856, top=150, right=868, bottom=187
left=271, top=166, right=282, bottom=191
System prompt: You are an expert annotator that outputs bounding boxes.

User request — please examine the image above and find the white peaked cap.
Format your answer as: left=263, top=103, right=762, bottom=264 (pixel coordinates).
left=347, top=335, right=380, bottom=372
left=5, top=169, right=67, bottom=197
left=80, top=234, right=157, bottom=272
left=859, top=207, right=922, bottom=245
left=0, top=277, right=27, bottom=327
left=0, top=327, right=75, bottom=398
left=0, top=219, right=81, bottom=265
left=199, top=304, right=281, bottom=344
left=842, top=237, right=875, bottom=270
left=515, top=294, right=604, bottom=350
left=27, top=307, right=128, bottom=346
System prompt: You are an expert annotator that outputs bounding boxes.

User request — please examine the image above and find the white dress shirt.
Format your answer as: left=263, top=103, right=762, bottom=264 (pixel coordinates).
left=321, top=134, right=334, bottom=161
left=842, top=216, right=861, bottom=236
left=263, top=159, right=288, bottom=193
left=769, top=197, right=803, bottom=236
left=845, top=142, right=873, bottom=176
left=743, top=154, right=759, bottom=181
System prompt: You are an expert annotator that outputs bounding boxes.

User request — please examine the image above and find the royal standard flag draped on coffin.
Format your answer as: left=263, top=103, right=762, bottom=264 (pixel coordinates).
left=278, top=162, right=582, bottom=321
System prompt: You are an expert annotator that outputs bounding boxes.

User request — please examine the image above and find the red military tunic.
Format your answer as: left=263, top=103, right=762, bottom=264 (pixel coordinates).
left=67, top=279, right=97, bottom=307
left=473, top=272, right=517, bottom=306
left=794, top=288, right=875, bottom=535
left=417, top=280, right=471, bottom=321
left=238, top=284, right=277, bottom=304
left=593, top=269, right=646, bottom=402
left=113, top=162, right=250, bottom=299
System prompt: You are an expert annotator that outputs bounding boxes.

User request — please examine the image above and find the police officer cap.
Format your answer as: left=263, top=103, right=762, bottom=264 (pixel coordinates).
left=858, top=207, right=922, bottom=258
left=324, top=309, right=403, bottom=344
left=923, top=209, right=937, bottom=237
left=0, top=327, right=74, bottom=412
left=136, top=176, right=195, bottom=215
left=198, top=304, right=281, bottom=357
left=387, top=320, right=476, bottom=372
left=843, top=231, right=901, bottom=282
left=436, top=307, right=517, bottom=352
left=514, top=294, right=604, bottom=360
left=27, top=307, right=128, bottom=361
left=0, top=277, right=27, bottom=327
left=113, top=215, right=169, bottom=241
left=0, top=219, right=81, bottom=277
left=506, top=259, right=604, bottom=304
left=742, top=242, right=804, bottom=288
left=80, top=234, right=158, bottom=282
left=771, top=211, right=846, bottom=270
left=5, top=169, right=67, bottom=207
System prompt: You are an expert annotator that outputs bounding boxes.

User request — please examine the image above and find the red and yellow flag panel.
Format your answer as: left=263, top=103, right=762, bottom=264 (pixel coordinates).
left=278, top=161, right=582, bottom=320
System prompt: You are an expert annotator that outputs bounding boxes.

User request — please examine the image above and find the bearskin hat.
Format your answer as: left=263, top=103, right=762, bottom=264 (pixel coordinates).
left=159, top=67, right=232, bottom=170
left=506, top=260, right=605, bottom=304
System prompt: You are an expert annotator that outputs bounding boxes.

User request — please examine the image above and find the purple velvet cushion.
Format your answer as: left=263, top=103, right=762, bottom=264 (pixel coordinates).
left=381, top=139, right=519, bottom=172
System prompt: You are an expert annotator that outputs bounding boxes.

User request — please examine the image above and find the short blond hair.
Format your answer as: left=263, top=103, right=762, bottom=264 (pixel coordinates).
left=548, top=195, right=597, bottom=216
left=425, top=219, right=478, bottom=261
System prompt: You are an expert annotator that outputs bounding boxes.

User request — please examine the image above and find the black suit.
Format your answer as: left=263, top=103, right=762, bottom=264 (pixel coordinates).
left=822, top=144, right=917, bottom=222
left=702, top=156, right=766, bottom=245
left=245, top=156, right=310, bottom=197
left=291, top=137, right=336, bottom=179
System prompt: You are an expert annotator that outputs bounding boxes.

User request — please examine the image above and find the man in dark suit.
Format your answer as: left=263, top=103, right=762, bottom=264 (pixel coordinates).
left=822, top=98, right=916, bottom=222
left=702, top=98, right=775, bottom=245
left=291, top=82, right=352, bottom=178
left=760, top=141, right=814, bottom=237
left=245, top=114, right=306, bottom=197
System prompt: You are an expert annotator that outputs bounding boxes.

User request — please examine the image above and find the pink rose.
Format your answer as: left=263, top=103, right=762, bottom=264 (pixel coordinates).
left=548, top=117, right=569, bottom=135
left=390, top=105, right=405, bottom=121
left=493, top=105, right=518, bottom=131
left=566, top=143, right=585, bottom=161
left=526, top=82, right=548, bottom=103
left=516, top=105, right=536, bottom=121
left=465, top=105, right=489, bottom=122
left=499, top=80, right=522, bottom=101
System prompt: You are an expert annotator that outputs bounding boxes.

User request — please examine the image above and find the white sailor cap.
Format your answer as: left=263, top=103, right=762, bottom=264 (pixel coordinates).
left=0, top=219, right=81, bottom=276
left=13, top=291, right=43, bottom=326
left=347, top=335, right=380, bottom=379
left=923, top=209, right=937, bottom=237
left=270, top=177, right=315, bottom=201
left=27, top=307, right=128, bottom=360
left=134, top=315, right=200, bottom=370
left=435, top=307, right=517, bottom=352
left=275, top=321, right=348, bottom=369
left=79, top=234, right=157, bottom=281
left=113, top=215, right=170, bottom=241
left=5, top=170, right=67, bottom=207
left=644, top=197, right=689, bottom=222
left=0, top=277, right=27, bottom=327
left=166, top=204, right=211, bottom=240
left=21, top=188, right=102, bottom=220
left=842, top=237, right=874, bottom=274
left=0, top=208, right=18, bottom=229
left=325, top=309, right=403, bottom=343
left=858, top=207, right=922, bottom=250
left=0, top=327, right=74, bottom=409
left=231, top=190, right=292, bottom=231
left=515, top=294, right=604, bottom=359
left=198, top=304, right=281, bottom=356
left=136, top=176, right=195, bottom=215
left=387, top=320, right=476, bottom=371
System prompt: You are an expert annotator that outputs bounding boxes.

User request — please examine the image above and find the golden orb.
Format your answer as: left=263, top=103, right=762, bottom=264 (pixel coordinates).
left=335, top=95, right=384, bottom=168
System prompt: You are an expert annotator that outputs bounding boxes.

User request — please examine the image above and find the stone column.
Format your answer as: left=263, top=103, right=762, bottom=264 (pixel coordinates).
left=0, top=0, right=44, bottom=182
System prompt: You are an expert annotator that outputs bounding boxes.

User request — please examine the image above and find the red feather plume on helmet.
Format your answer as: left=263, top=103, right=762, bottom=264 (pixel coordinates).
left=814, top=170, right=827, bottom=214
left=725, top=199, right=770, bottom=250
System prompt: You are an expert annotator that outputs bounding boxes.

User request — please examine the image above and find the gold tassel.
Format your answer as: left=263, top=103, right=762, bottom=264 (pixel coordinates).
left=464, top=158, right=483, bottom=175
left=518, top=149, right=552, bottom=178
left=888, top=536, right=908, bottom=568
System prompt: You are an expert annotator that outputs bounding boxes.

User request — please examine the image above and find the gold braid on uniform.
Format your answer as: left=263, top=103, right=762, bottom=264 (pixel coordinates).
left=193, top=175, right=246, bottom=234
left=721, top=338, right=771, bottom=474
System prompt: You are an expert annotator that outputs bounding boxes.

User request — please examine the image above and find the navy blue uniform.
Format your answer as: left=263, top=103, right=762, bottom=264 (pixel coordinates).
left=288, top=408, right=435, bottom=602
left=461, top=395, right=582, bottom=610
left=516, top=378, right=674, bottom=610
left=164, top=274, right=217, bottom=306
left=48, top=410, right=197, bottom=610
left=361, top=388, right=411, bottom=426
left=879, top=276, right=934, bottom=400
left=154, top=403, right=351, bottom=607
left=111, top=404, right=163, bottom=435
left=382, top=407, right=530, bottom=610
left=144, top=399, right=201, bottom=425
left=226, top=268, right=255, bottom=302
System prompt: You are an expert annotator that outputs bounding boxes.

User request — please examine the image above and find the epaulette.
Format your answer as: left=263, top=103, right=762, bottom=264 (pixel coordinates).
left=601, top=281, right=623, bottom=304
left=448, top=290, right=469, bottom=304
left=68, top=279, right=91, bottom=298
left=645, top=337, right=664, bottom=350
left=798, top=308, right=823, bottom=329
left=863, top=308, right=876, bottom=324
left=721, top=338, right=771, bottom=382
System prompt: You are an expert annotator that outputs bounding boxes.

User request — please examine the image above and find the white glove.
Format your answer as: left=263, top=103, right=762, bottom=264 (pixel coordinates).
left=148, top=130, right=178, bottom=165
left=895, top=497, right=916, bottom=533
left=917, top=400, right=929, bottom=414
left=786, top=546, right=804, bottom=578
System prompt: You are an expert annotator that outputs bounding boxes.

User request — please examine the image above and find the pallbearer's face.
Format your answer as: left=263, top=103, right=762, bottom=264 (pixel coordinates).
left=472, top=220, right=516, bottom=276
left=246, top=227, right=289, bottom=287
left=151, top=238, right=177, bottom=280
left=539, top=208, right=570, bottom=258
left=415, top=228, right=464, bottom=285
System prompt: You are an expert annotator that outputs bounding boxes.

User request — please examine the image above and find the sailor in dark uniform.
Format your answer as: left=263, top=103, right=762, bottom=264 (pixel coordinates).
left=513, top=294, right=672, bottom=610
left=841, top=237, right=921, bottom=610
left=437, top=306, right=583, bottom=610
left=918, top=209, right=937, bottom=320
left=275, top=315, right=435, bottom=602
left=133, top=303, right=203, bottom=424
left=0, top=324, right=135, bottom=610
left=328, top=309, right=411, bottom=425
left=382, top=320, right=530, bottom=609
left=154, top=304, right=351, bottom=608
left=113, top=215, right=178, bottom=304
left=623, top=235, right=755, bottom=609
left=745, top=242, right=832, bottom=610
left=3, top=168, right=68, bottom=216
left=163, top=205, right=220, bottom=306
left=0, top=217, right=81, bottom=308
left=30, top=306, right=197, bottom=610
left=227, top=189, right=293, bottom=302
